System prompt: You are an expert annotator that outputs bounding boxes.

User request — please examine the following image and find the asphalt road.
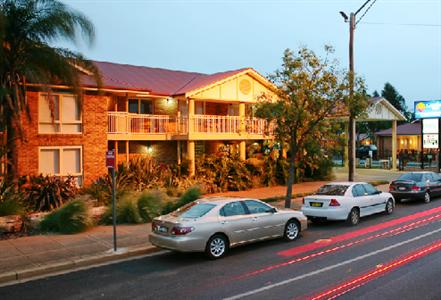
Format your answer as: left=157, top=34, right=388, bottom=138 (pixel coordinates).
left=2, top=198, right=441, bottom=300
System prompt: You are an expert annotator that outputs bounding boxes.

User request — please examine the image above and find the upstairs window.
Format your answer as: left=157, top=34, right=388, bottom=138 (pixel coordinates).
left=39, top=94, right=82, bottom=133
left=128, top=99, right=153, bottom=114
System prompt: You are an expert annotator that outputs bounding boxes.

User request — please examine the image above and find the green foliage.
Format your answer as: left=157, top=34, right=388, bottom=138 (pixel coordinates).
left=0, top=179, right=25, bottom=216
left=255, top=46, right=368, bottom=206
left=137, top=191, right=167, bottom=222
left=101, top=193, right=142, bottom=225
left=161, top=186, right=201, bottom=215
left=21, top=175, right=78, bottom=212
left=196, top=154, right=252, bottom=193
left=0, top=199, right=24, bottom=216
left=381, top=82, right=411, bottom=121
left=40, top=200, right=91, bottom=234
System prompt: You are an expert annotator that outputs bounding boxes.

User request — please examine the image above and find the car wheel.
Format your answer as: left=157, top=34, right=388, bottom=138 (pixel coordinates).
left=347, top=208, right=360, bottom=226
left=424, top=192, right=431, bottom=204
left=206, top=234, right=228, bottom=259
left=284, top=219, right=300, bottom=241
left=385, top=199, right=394, bottom=215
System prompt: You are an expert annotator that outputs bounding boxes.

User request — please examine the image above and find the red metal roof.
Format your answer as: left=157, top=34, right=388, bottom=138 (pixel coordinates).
left=81, top=61, right=249, bottom=96
left=375, top=121, right=421, bottom=136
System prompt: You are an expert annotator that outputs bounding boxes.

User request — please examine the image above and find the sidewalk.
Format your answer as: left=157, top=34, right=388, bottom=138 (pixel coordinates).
left=0, top=173, right=390, bottom=285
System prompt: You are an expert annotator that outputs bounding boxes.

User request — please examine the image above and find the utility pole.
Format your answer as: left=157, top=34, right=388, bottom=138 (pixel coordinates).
left=340, top=0, right=376, bottom=182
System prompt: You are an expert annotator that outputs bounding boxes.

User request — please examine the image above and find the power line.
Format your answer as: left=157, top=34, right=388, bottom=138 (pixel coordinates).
left=356, top=0, right=378, bottom=26
left=360, top=21, right=441, bottom=27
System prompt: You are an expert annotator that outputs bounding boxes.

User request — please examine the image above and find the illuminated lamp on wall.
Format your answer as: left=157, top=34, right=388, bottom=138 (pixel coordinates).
left=166, top=97, right=174, bottom=104
left=145, top=142, right=153, bottom=154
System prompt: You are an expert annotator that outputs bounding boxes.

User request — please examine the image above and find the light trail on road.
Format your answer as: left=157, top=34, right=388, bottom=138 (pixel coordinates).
left=306, top=239, right=441, bottom=300
left=233, top=214, right=441, bottom=280
left=278, top=205, right=441, bottom=257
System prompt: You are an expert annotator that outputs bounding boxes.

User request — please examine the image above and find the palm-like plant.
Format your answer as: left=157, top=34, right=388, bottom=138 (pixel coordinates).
left=0, top=0, right=100, bottom=182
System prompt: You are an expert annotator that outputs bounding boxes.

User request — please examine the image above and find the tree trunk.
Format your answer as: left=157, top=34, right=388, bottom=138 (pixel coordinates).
left=5, top=110, right=18, bottom=184
left=285, top=138, right=297, bottom=208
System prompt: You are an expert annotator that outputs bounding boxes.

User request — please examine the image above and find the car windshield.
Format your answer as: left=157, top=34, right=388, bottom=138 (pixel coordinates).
left=398, top=173, right=423, bottom=182
left=173, top=202, right=216, bottom=218
left=316, top=185, right=349, bottom=196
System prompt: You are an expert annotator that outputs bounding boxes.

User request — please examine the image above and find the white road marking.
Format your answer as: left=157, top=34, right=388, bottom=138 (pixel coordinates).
left=223, top=227, right=441, bottom=300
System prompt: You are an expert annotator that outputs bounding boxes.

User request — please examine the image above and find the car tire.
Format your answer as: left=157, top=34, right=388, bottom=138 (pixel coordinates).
left=424, top=192, right=431, bottom=204
left=205, top=234, right=228, bottom=259
left=385, top=199, right=394, bottom=215
left=284, top=219, right=300, bottom=241
left=347, top=208, right=360, bottom=226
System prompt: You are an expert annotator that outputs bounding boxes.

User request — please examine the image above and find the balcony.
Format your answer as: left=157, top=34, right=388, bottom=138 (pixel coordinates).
left=107, top=112, right=273, bottom=140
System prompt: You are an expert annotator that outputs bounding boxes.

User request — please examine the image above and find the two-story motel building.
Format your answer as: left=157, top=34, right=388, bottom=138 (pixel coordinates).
left=16, top=61, right=276, bottom=186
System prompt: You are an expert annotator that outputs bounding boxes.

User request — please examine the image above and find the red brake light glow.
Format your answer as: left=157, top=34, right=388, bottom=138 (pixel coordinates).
left=389, top=184, right=395, bottom=191
left=171, top=226, right=194, bottom=235
left=329, top=199, right=340, bottom=206
left=411, top=185, right=421, bottom=191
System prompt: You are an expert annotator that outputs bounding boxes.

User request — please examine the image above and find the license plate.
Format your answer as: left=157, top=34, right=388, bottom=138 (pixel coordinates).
left=310, top=202, right=323, bottom=207
left=398, top=187, right=406, bottom=191
left=156, top=225, right=168, bottom=233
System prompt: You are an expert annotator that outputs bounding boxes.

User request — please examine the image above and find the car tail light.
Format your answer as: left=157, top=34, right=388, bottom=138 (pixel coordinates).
left=329, top=199, right=340, bottom=206
left=152, top=221, right=158, bottom=231
left=171, top=226, right=194, bottom=235
left=411, top=185, right=421, bottom=191
left=302, top=198, right=305, bottom=204
left=389, top=184, right=395, bottom=191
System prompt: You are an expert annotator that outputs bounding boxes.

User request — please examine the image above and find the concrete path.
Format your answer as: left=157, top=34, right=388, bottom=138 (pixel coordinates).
left=0, top=167, right=397, bottom=285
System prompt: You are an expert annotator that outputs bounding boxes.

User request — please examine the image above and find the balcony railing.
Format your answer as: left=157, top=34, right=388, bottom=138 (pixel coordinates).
left=108, top=112, right=185, bottom=134
left=192, top=115, right=241, bottom=133
left=107, top=112, right=272, bottom=136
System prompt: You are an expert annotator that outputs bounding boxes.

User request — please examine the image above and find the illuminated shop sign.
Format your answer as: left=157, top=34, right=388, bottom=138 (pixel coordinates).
left=414, top=100, right=441, bottom=119
left=423, top=134, right=439, bottom=149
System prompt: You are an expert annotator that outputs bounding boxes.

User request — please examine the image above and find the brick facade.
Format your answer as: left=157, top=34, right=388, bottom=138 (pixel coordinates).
left=16, top=91, right=108, bottom=186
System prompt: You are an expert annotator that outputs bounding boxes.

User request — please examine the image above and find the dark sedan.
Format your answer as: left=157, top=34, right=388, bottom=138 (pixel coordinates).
left=389, top=171, right=441, bottom=203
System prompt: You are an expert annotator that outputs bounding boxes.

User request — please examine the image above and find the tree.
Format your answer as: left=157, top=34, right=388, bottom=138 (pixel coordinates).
left=255, top=47, right=368, bottom=208
left=0, top=0, right=100, bottom=182
left=381, top=82, right=412, bottom=120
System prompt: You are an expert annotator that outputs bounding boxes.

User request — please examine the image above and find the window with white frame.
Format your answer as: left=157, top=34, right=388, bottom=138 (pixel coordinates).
left=39, top=146, right=83, bottom=186
left=39, top=94, right=82, bottom=133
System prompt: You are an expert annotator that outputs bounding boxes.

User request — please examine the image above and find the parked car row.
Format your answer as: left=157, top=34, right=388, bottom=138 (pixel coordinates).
left=149, top=171, right=439, bottom=259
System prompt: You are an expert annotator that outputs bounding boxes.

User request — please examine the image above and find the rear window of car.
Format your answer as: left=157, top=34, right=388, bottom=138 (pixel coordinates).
left=398, top=173, right=423, bottom=182
left=316, top=185, right=349, bottom=196
left=174, top=203, right=216, bottom=218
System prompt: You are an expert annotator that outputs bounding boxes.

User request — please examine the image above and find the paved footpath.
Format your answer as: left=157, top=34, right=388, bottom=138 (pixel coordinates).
left=0, top=168, right=396, bottom=285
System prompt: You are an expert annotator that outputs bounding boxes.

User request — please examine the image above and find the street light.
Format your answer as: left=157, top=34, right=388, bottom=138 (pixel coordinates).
left=340, top=0, right=376, bottom=182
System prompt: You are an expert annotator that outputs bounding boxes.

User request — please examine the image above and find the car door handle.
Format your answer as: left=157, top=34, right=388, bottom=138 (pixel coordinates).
left=221, top=221, right=228, bottom=225
left=252, top=217, right=258, bottom=221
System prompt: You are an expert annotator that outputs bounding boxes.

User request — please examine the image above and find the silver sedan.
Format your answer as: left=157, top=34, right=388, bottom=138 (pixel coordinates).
left=149, top=197, right=308, bottom=259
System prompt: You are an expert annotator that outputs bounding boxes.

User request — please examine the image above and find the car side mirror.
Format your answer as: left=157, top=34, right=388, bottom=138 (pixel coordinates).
left=269, top=207, right=277, bottom=213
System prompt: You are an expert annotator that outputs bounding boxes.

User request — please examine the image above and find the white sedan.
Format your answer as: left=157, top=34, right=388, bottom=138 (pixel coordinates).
left=301, top=182, right=395, bottom=226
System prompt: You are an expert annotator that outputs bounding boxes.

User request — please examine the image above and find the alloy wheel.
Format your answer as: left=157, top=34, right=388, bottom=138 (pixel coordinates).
left=386, top=200, right=394, bottom=214
left=285, top=221, right=299, bottom=241
left=209, top=237, right=226, bottom=258
left=424, top=192, right=431, bottom=203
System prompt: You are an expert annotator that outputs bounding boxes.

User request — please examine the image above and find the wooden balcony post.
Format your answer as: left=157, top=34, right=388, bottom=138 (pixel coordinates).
left=239, top=102, right=245, bottom=133
left=392, top=119, right=397, bottom=170
left=188, top=98, right=195, bottom=134
left=239, top=141, right=246, bottom=160
left=187, top=140, right=195, bottom=177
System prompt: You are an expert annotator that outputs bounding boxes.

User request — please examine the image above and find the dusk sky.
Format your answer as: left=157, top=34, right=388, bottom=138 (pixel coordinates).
left=63, top=0, right=441, bottom=110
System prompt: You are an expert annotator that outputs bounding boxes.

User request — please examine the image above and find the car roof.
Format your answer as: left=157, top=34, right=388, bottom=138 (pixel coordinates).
left=198, top=197, right=258, bottom=205
left=323, top=182, right=368, bottom=186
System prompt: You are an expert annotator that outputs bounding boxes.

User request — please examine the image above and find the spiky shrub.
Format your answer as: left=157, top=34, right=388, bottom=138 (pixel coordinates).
left=20, top=175, right=78, bottom=212
left=137, top=191, right=167, bottom=222
left=196, top=154, right=252, bottom=192
left=0, top=180, right=25, bottom=216
left=40, top=200, right=91, bottom=234
left=101, top=192, right=143, bottom=224
left=161, top=186, right=201, bottom=215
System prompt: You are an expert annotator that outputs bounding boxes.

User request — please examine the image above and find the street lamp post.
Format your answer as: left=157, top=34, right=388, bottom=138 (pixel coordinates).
left=340, top=0, right=376, bottom=182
